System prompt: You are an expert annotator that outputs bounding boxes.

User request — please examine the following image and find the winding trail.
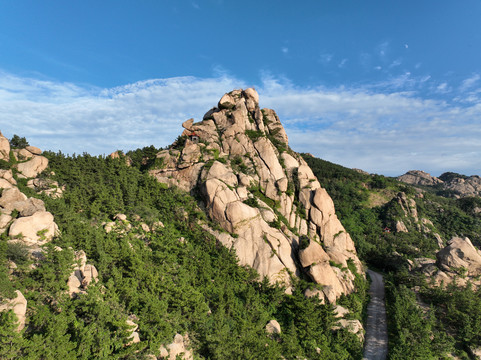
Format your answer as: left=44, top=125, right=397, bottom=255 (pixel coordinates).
left=363, top=269, right=388, bottom=360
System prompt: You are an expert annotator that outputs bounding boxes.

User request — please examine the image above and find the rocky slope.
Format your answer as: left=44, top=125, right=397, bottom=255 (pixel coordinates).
left=150, top=89, right=363, bottom=302
left=398, top=169, right=481, bottom=198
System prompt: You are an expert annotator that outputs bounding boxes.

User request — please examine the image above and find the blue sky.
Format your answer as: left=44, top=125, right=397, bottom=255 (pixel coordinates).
left=1, top=0, right=481, bottom=176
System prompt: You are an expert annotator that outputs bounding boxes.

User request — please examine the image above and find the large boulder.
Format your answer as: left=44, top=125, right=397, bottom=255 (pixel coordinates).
left=437, top=237, right=481, bottom=277
left=15, top=156, right=49, bottom=178
left=9, top=211, right=58, bottom=245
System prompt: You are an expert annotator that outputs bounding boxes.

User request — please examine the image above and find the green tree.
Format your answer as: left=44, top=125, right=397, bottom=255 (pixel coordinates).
left=9, top=135, right=29, bottom=149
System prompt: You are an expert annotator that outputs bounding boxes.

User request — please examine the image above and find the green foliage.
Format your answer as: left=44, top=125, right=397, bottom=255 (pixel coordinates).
left=6, top=241, right=30, bottom=266
left=0, top=236, right=16, bottom=301
left=245, top=130, right=264, bottom=142
left=386, top=279, right=454, bottom=359
left=1, top=149, right=365, bottom=359
left=423, top=283, right=481, bottom=349
left=439, top=172, right=468, bottom=182
left=0, top=159, right=10, bottom=170
left=9, top=134, right=29, bottom=149
left=171, top=135, right=187, bottom=150
left=299, top=235, right=310, bottom=250
left=243, top=197, right=259, bottom=208
left=125, top=145, right=163, bottom=170
left=0, top=311, right=25, bottom=359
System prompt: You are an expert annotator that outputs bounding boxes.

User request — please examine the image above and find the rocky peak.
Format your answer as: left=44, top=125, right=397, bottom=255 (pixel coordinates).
left=150, top=89, right=364, bottom=302
left=398, top=170, right=481, bottom=198
left=397, top=170, right=444, bottom=187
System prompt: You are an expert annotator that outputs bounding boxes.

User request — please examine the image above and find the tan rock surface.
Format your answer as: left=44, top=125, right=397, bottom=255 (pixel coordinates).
left=0, top=131, right=10, bottom=161
left=266, top=319, right=281, bottom=334
left=437, top=237, right=481, bottom=276
left=26, top=146, right=42, bottom=155
left=16, top=155, right=49, bottom=178
left=9, top=211, right=57, bottom=245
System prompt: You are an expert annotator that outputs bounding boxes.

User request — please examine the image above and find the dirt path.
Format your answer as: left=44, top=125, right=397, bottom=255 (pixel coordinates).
left=363, top=269, right=388, bottom=360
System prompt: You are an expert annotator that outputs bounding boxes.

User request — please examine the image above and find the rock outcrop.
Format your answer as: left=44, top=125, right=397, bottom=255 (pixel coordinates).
left=397, top=170, right=443, bottom=187
left=150, top=89, right=363, bottom=302
left=0, top=135, right=59, bottom=248
left=67, top=250, right=99, bottom=297
left=412, top=237, right=481, bottom=288
left=159, top=333, right=193, bottom=360
left=266, top=319, right=281, bottom=335
left=398, top=170, right=481, bottom=198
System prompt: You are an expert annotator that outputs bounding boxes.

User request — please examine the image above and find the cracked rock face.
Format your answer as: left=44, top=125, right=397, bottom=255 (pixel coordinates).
left=150, top=88, right=363, bottom=302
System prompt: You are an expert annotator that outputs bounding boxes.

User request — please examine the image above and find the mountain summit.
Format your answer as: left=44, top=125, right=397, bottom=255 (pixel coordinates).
left=150, top=88, right=363, bottom=302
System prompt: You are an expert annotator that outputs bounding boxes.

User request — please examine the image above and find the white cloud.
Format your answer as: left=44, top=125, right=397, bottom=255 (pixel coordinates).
left=1, top=70, right=481, bottom=177
left=281, top=47, right=289, bottom=54
left=460, top=73, right=480, bottom=91
left=436, top=82, right=449, bottom=93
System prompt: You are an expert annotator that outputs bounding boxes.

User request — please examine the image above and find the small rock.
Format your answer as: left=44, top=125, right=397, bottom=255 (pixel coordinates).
left=265, top=319, right=281, bottom=335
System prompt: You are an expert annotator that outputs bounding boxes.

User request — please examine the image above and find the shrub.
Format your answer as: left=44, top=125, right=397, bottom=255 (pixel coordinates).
left=7, top=241, right=30, bottom=265
left=9, top=134, right=29, bottom=149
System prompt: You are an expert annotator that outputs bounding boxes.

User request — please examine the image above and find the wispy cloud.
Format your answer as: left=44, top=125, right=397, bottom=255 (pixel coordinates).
left=338, top=58, right=348, bottom=68
left=389, top=59, right=402, bottom=68
left=1, top=70, right=480, bottom=177
left=281, top=47, right=289, bottom=54
left=460, top=73, right=480, bottom=91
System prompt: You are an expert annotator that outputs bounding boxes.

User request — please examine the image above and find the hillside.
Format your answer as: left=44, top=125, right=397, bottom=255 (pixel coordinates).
left=3, top=88, right=481, bottom=359
left=302, top=155, right=481, bottom=358
left=0, top=91, right=367, bottom=359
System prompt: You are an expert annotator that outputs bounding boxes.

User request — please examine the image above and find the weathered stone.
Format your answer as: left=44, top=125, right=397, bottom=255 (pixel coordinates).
left=0, top=178, right=14, bottom=189
left=265, top=319, right=281, bottom=335
left=13, top=148, right=34, bottom=161
left=9, top=211, right=57, bottom=245
left=218, top=93, right=236, bottom=109
left=0, top=169, right=16, bottom=185
left=16, top=156, right=49, bottom=178
left=182, top=118, right=194, bottom=130
left=160, top=333, right=193, bottom=360
left=0, top=187, right=27, bottom=208
left=395, top=220, right=408, bottom=233
left=82, top=264, right=98, bottom=286
left=114, top=213, right=127, bottom=221
left=397, top=170, right=444, bottom=186
left=0, top=131, right=10, bottom=161
left=298, top=240, right=329, bottom=268
left=25, top=146, right=42, bottom=155
left=333, top=319, right=364, bottom=342
left=437, top=237, right=481, bottom=277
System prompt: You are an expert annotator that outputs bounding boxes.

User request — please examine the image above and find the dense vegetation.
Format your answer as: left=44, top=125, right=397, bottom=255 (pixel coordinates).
left=1, top=150, right=364, bottom=359
left=302, top=154, right=481, bottom=358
